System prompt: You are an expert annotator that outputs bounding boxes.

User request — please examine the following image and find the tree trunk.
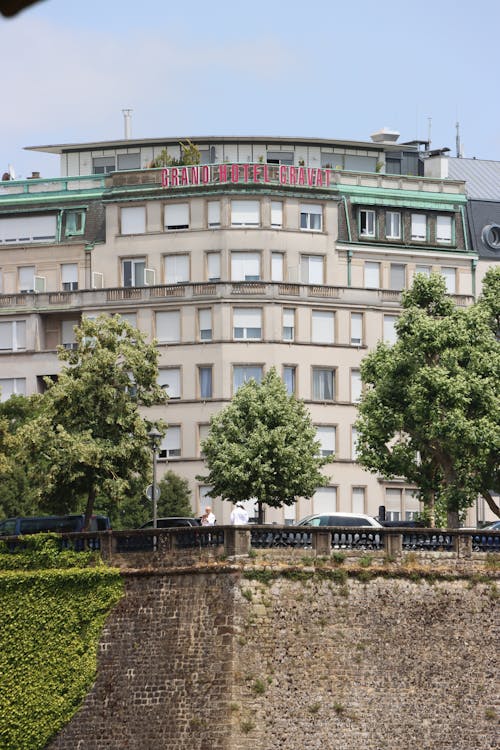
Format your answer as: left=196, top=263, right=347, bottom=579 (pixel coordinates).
left=446, top=509, right=460, bottom=529
left=483, top=490, right=500, bottom=519
left=428, top=492, right=436, bottom=528
left=83, top=486, right=96, bottom=531
left=257, top=501, right=264, bottom=525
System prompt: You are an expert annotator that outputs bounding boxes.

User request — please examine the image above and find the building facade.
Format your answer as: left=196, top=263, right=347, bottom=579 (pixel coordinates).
left=1, top=134, right=480, bottom=523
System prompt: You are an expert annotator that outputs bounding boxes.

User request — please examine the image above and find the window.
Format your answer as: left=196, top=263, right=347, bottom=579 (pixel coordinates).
left=441, top=267, right=456, bottom=293
left=312, top=310, right=334, bottom=344
left=383, top=315, right=398, bottom=344
left=116, top=312, right=137, bottom=328
left=198, top=365, right=213, bottom=399
left=207, top=252, right=221, bottom=281
left=164, top=203, right=189, bottom=230
left=271, top=201, right=283, bottom=228
left=231, top=200, right=260, bottom=227
left=436, top=215, right=452, bottom=244
left=415, top=265, right=431, bottom=277
left=164, top=254, right=189, bottom=284
left=233, top=365, right=263, bottom=392
left=411, top=214, right=427, bottom=241
left=359, top=209, right=375, bottom=237
left=198, top=424, right=210, bottom=457
left=117, top=153, right=140, bottom=171
left=344, top=155, right=377, bottom=172
left=312, top=368, right=335, bottom=400
left=65, top=210, right=85, bottom=237
left=207, top=201, right=220, bottom=228
left=351, top=426, right=359, bottom=460
left=352, top=487, right=365, bottom=514
left=159, top=426, right=181, bottom=459
left=267, top=151, right=294, bottom=165
left=0, top=378, right=26, bottom=402
left=312, top=487, right=337, bottom=514
left=384, top=488, right=401, bottom=522
left=198, top=308, right=212, bottom=341
left=122, top=258, right=145, bottom=287
left=0, top=215, right=57, bottom=244
left=390, top=263, right=406, bottom=290
left=0, top=321, right=26, bottom=351
left=61, top=263, right=78, bottom=291
left=283, top=365, right=296, bottom=395
left=271, top=252, right=284, bottom=282
left=231, top=251, right=260, bottom=281
left=233, top=308, right=262, bottom=339
left=158, top=368, right=181, bottom=399
left=300, top=203, right=322, bottom=231
left=386, top=211, right=401, bottom=239
left=301, top=255, right=324, bottom=284
left=121, top=206, right=146, bottom=235
left=92, top=156, right=115, bottom=174
left=61, top=320, right=78, bottom=349
left=156, top=311, right=181, bottom=343
left=364, top=261, right=380, bottom=288
left=350, top=313, right=363, bottom=345
left=316, top=426, right=336, bottom=456
left=283, top=308, right=295, bottom=341
left=19, top=266, right=35, bottom=293
left=351, top=369, right=362, bottom=402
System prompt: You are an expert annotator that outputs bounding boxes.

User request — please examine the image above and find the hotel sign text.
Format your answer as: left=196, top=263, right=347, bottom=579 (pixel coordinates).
left=161, top=163, right=335, bottom=189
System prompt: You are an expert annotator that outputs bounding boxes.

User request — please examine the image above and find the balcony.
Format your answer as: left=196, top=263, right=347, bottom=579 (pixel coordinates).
left=0, top=282, right=475, bottom=315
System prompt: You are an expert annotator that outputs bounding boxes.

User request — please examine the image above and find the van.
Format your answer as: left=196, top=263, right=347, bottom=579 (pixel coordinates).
left=0, top=514, right=111, bottom=536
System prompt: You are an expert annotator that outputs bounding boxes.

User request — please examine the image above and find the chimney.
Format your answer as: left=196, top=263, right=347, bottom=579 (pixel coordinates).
left=370, top=127, right=400, bottom=144
left=122, top=109, right=133, bottom=140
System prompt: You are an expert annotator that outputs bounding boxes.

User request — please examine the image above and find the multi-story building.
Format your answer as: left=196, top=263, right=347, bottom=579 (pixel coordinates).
left=1, top=133, right=479, bottom=523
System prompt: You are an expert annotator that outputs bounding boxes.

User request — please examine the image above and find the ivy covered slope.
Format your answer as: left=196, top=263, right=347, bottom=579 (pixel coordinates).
left=0, top=536, right=123, bottom=750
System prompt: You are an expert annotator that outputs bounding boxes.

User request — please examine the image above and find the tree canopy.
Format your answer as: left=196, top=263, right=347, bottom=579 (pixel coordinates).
left=355, top=271, right=500, bottom=527
left=16, top=315, right=167, bottom=528
left=198, top=368, right=332, bottom=522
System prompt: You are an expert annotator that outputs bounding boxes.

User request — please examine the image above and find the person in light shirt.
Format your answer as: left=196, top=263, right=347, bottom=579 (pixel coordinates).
left=201, top=506, right=216, bottom=526
left=230, top=502, right=249, bottom=525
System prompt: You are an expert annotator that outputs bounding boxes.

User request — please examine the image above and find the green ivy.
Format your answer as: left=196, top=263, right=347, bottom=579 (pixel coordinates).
left=0, top=538, right=123, bottom=750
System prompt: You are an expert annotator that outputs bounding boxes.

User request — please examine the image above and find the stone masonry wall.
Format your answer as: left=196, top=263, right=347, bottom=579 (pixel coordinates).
left=48, top=567, right=499, bottom=750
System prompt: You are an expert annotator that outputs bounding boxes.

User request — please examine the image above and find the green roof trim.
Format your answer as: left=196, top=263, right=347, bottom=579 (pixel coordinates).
left=349, top=196, right=460, bottom=211
left=339, top=183, right=467, bottom=206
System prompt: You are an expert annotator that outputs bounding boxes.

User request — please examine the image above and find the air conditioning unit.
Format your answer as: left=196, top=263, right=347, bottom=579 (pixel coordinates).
left=92, top=272, right=104, bottom=289
left=144, top=268, right=156, bottom=286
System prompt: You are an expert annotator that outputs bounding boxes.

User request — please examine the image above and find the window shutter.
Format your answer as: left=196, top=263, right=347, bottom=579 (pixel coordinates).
left=351, top=313, right=362, bottom=344
left=437, top=216, right=452, bottom=242
left=316, top=426, right=336, bottom=455
left=165, top=203, right=189, bottom=229
left=312, top=487, right=337, bottom=514
left=365, top=262, right=380, bottom=288
left=165, top=255, right=189, bottom=284
left=207, top=201, right=220, bottom=227
left=312, top=311, right=334, bottom=343
left=231, top=200, right=260, bottom=226
left=156, top=311, right=180, bottom=343
left=207, top=252, right=221, bottom=281
left=271, top=201, right=283, bottom=227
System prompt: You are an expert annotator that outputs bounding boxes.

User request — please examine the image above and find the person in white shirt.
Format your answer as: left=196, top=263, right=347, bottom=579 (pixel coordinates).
left=201, top=506, right=216, bottom=525
left=230, top=502, right=249, bottom=525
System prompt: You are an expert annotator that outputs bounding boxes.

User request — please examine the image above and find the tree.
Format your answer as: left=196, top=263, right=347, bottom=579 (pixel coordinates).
left=17, top=315, right=168, bottom=529
left=198, top=368, right=332, bottom=523
left=103, top=470, right=193, bottom=529
left=0, top=395, right=43, bottom=519
left=355, top=273, right=500, bottom=527
left=149, top=140, right=201, bottom=168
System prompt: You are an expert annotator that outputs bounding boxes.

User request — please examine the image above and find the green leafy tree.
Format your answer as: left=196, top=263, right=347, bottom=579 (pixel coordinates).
left=149, top=140, right=201, bottom=168
left=17, top=315, right=167, bottom=529
left=198, top=368, right=332, bottom=523
left=355, top=273, right=500, bottom=527
left=0, top=395, right=44, bottom=519
left=103, top=470, right=193, bottom=529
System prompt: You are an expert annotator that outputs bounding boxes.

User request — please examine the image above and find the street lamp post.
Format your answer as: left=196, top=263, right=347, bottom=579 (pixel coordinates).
left=147, top=426, right=162, bottom=529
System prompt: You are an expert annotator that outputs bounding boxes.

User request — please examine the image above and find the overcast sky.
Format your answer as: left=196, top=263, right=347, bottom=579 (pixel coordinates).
left=1, top=0, right=500, bottom=178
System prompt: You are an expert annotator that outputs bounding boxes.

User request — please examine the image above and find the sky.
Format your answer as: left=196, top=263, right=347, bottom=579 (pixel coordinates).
left=1, top=0, right=500, bottom=179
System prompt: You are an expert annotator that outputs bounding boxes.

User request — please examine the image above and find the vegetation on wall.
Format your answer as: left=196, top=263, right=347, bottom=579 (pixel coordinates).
left=0, top=536, right=123, bottom=750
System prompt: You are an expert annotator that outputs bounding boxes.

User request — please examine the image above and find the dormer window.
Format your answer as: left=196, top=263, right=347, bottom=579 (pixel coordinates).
left=359, top=209, right=375, bottom=237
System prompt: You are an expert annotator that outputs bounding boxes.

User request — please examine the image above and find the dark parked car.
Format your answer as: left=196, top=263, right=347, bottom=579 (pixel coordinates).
left=0, top=514, right=111, bottom=536
left=140, top=517, right=201, bottom=529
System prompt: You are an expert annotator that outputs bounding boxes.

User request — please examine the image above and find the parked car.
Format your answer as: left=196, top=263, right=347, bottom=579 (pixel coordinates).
left=0, top=514, right=111, bottom=536
left=140, top=517, right=201, bottom=529
left=481, top=520, right=500, bottom=531
left=296, top=512, right=382, bottom=528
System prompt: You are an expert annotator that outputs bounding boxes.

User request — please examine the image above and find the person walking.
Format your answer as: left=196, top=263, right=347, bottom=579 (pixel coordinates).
left=230, top=502, right=249, bottom=525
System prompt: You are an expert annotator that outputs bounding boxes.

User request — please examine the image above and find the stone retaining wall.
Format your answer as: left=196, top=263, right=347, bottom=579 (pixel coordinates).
left=47, top=564, right=499, bottom=750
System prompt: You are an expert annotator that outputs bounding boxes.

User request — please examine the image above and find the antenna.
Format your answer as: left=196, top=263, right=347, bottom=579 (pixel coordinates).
left=427, top=117, right=432, bottom=150
left=122, top=109, right=133, bottom=140
left=456, top=122, right=463, bottom=158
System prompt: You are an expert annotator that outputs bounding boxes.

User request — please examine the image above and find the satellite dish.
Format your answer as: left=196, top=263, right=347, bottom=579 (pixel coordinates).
left=8, top=164, right=16, bottom=180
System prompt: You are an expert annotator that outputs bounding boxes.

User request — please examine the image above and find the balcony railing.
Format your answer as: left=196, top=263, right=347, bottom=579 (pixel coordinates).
left=0, top=281, right=475, bottom=314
